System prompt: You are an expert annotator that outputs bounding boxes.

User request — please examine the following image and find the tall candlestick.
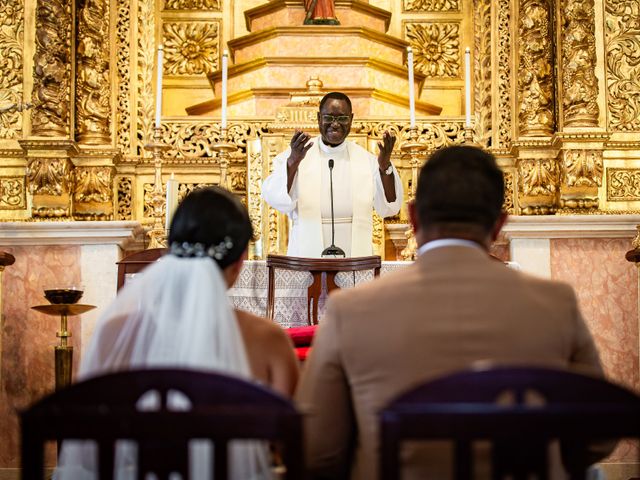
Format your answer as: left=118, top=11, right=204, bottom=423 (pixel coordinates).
left=165, top=173, right=178, bottom=231
left=407, top=47, right=416, bottom=128
left=155, top=45, right=164, bottom=129
left=464, top=47, right=471, bottom=128
left=221, top=50, right=228, bottom=130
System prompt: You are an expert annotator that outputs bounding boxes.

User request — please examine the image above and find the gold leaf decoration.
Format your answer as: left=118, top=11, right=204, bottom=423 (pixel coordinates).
left=560, top=0, right=599, bottom=126
left=517, top=0, right=555, bottom=136
left=474, top=0, right=492, bottom=147
left=163, top=22, right=219, bottom=76
left=607, top=168, right=640, bottom=201
left=497, top=0, right=512, bottom=147
left=163, top=0, right=220, bottom=10
left=405, top=23, right=460, bottom=78
left=117, top=176, right=133, bottom=220
left=116, top=0, right=132, bottom=153
left=0, top=177, right=26, bottom=209
left=503, top=171, right=515, bottom=214
left=32, top=0, right=71, bottom=135
left=403, top=0, right=459, bottom=12
left=136, top=0, right=154, bottom=156
left=562, top=150, right=603, bottom=188
left=0, top=0, right=24, bottom=139
left=74, top=166, right=114, bottom=203
left=27, top=158, right=73, bottom=196
left=605, top=0, right=640, bottom=131
left=76, top=0, right=111, bottom=144
left=519, top=158, right=558, bottom=197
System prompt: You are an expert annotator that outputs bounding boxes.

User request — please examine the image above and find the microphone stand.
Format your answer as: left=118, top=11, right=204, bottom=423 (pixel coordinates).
left=321, top=158, right=346, bottom=257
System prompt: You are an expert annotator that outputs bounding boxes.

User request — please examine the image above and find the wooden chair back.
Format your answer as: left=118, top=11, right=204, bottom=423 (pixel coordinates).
left=116, top=248, right=167, bottom=290
left=21, top=369, right=304, bottom=480
left=380, top=366, right=640, bottom=480
left=266, top=255, right=381, bottom=325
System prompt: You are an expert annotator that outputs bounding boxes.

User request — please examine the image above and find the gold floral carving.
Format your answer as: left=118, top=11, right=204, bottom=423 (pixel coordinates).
left=517, top=157, right=558, bottom=214
left=230, top=171, right=246, bottom=193
left=74, top=166, right=115, bottom=218
left=517, top=0, right=555, bottom=136
left=559, top=150, right=602, bottom=209
left=0, top=0, right=24, bottom=139
left=355, top=121, right=465, bottom=148
left=497, top=0, right=512, bottom=147
left=0, top=177, right=26, bottom=209
left=247, top=151, right=262, bottom=242
left=605, top=0, right=640, bottom=131
left=403, top=0, right=459, bottom=12
left=32, top=0, right=72, bottom=136
left=607, top=168, right=640, bottom=201
left=116, top=176, right=133, bottom=220
left=76, top=0, right=111, bottom=144
left=27, top=158, right=73, bottom=217
left=503, top=171, right=515, bottom=214
left=116, top=0, right=132, bottom=154
left=405, top=23, right=460, bottom=78
left=163, top=22, right=219, bottom=76
left=560, top=0, right=599, bottom=127
left=164, top=0, right=220, bottom=10
left=372, top=212, right=383, bottom=256
left=136, top=0, right=154, bottom=155
left=474, top=0, right=492, bottom=147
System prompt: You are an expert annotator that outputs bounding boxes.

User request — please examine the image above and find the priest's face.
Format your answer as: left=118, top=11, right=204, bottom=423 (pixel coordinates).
left=318, top=99, right=353, bottom=147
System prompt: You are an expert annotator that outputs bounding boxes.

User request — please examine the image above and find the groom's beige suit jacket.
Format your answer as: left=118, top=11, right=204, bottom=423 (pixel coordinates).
left=295, top=245, right=603, bottom=480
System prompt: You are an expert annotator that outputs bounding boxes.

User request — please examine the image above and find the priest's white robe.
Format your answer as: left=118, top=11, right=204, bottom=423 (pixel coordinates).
left=262, top=136, right=403, bottom=257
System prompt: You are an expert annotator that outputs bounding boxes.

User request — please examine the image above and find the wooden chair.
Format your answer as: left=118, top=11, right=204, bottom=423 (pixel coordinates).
left=21, top=369, right=304, bottom=480
left=266, top=254, right=381, bottom=326
left=116, top=248, right=167, bottom=290
left=380, top=365, right=640, bottom=480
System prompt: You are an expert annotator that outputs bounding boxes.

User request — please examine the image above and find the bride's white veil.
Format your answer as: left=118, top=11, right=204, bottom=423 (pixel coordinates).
left=56, top=186, right=274, bottom=479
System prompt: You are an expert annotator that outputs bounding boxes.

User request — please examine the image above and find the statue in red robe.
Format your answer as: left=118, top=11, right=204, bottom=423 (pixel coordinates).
left=304, top=0, right=339, bottom=24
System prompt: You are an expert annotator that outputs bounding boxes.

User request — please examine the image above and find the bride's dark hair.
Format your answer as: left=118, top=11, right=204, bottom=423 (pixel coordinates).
left=168, top=186, right=253, bottom=269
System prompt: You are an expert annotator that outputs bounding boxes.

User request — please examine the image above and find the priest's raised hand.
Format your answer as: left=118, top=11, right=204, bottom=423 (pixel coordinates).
left=377, top=130, right=397, bottom=202
left=286, top=129, right=313, bottom=192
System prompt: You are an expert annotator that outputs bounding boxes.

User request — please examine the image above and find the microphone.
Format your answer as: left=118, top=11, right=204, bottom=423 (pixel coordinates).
left=321, top=159, right=346, bottom=258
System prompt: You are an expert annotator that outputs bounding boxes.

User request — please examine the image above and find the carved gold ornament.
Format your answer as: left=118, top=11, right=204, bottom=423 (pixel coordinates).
left=403, top=0, right=460, bottom=12
left=474, top=0, right=491, bottom=147
left=0, top=0, right=24, bottom=139
left=0, top=177, right=26, bottom=209
left=405, top=23, right=460, bottom=78
left=560, top=0, right=599, bottom=127
left=607, top=169, right=640, bottom=201
left=605, top=0, right=640, bottom=131
left=518, top=0, right=555, bottom=136
left=76, top=0, right=111, bottom=144
left=518, top=157, right=558, bottom=214
left=136, top=0, right=155, bottom=154
left=117, top=176, right=133, bottom=220
left=32, top=0, right=71, bottom=136
left=163, top=22, right=219, bottom=76
left=164, top=0, right=221, bottom=10
left=116, top=0, right=132, bottom=154
left=497, top=0, right=513, bottom=147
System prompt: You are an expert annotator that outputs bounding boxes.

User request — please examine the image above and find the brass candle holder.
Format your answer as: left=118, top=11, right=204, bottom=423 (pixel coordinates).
left=32, top=288, right=95, bottom=391
left=145, top=126, right=171, bottom=248
left=400, top=126, right=428, bottom=261
left=212, top=127, right=236, bottom=190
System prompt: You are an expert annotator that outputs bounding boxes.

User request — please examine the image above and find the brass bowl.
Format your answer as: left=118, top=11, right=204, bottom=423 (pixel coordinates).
left=44, top=289, right=84, bottom=305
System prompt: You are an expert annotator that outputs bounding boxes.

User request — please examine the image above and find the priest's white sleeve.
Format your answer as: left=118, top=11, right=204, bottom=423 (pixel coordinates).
left=261, top=148, right=299, bottom=214
left=371, top=157, right=403, bottom=217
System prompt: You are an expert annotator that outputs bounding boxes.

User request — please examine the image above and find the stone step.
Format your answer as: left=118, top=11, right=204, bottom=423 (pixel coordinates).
left=228, top=26, right=408, bottom=65
left=244, top=0, right=391, bottom=33
left=206, top=56, right=427, bottom=100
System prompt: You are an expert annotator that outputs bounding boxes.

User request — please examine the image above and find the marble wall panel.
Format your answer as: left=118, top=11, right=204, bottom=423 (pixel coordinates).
left=0, top=246, right=81, bottom=468
left=550, top=238, right=639, bottom=464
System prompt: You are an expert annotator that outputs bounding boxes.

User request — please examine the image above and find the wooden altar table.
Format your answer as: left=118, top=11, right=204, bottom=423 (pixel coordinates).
left=228, top=260, right=409, bottom=328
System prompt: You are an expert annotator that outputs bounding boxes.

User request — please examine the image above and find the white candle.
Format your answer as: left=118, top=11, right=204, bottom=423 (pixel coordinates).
left=221, top=50, right=228, bottom=130
left=165, top=173, right=178, bottom=231
left=155, top=45, right=164, bottom=129
left=464, top=47, right=471, bottom=128
left=407, top=47, right=416, bottom=128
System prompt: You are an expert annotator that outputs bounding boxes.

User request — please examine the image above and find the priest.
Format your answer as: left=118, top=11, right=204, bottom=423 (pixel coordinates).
left=262, top=92, right=403, bottom=257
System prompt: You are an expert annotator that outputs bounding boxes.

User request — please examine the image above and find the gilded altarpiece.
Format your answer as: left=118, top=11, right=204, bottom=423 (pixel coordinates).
left=0, top=0, right=638, bottom=236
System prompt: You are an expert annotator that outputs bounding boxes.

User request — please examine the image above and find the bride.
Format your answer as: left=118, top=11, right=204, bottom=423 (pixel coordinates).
left=56, top=186, right=299, bottom=479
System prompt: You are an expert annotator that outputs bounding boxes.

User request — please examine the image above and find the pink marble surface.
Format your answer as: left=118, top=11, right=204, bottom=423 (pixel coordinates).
left=550, top=238, right=639, bottom=463
left=0, top=246, right=82, bottom=467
